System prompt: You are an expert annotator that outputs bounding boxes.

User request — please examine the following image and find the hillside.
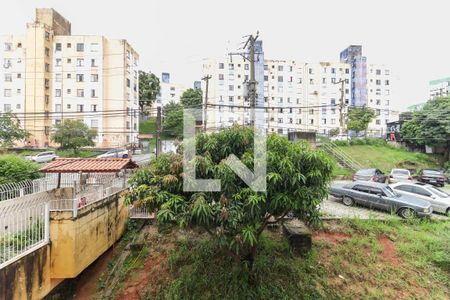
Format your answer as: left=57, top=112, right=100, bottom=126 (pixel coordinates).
left=58, top=219, right=449, bottom=300
left=333, top=144, right=440, bottom=175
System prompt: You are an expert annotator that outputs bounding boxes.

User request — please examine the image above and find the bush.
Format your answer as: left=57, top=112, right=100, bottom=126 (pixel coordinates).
left=0, top=155, right=42, bottom=184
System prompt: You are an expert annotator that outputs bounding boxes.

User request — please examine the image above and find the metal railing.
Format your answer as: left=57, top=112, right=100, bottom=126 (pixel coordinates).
left=322, top=142, right=363, bottom=172
left=0, top=194, right=49, bottom=269
left=129, top=205, right=154, bottom=219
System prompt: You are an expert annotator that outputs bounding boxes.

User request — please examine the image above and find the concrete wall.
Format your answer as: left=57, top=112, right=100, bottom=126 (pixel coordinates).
left=50, top=192, right=128, bottom=278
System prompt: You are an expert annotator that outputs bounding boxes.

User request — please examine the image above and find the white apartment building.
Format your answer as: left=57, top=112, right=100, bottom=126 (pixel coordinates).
left=202, top=57, right=351, bottom=135
left=429, top=77, right=450, bottom=99
left=0, top=8, right=139, bottom=148
left=366, top=65, right=392, bottom=136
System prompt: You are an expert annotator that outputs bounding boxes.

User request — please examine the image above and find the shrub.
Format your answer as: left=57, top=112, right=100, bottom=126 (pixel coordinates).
left=0, top=155, right=41, bottom=184
left=126, top=126, right=334, bottom=265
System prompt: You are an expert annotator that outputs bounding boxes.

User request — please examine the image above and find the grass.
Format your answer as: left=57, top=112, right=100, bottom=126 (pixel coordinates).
left=94, top=219, right=449, bottom=299
left=335, top=144, right=440, bottom=174
left=16, top=149, right=101, bottom=158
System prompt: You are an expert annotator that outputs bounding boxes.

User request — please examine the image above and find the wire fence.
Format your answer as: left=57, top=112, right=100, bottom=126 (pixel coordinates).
left=0, top=193, right=49, bottom=269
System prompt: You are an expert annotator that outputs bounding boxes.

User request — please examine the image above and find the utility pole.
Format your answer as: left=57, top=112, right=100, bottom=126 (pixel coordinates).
left=229, top=31, right=259, bottom=127
left=334, top=79, right=346, bottom=135
left=202, top=75, right=211, bottom=132
left=156, top=106, right=162, bottom=156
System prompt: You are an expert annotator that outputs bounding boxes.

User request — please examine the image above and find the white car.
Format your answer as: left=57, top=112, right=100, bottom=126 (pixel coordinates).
left=388, top=168, right=413, bottom=184
left=26, top=151, right=58, bottom=163
left=97, top=148, right=130, bottom=159
left=330, top=135, right=350, bottom=141
left=390, top=182, right=450, bottom=214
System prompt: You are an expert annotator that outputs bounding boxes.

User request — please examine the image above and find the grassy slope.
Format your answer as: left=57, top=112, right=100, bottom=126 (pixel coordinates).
left=335, top=144, right=440, bottom=174
left=94, top=219, right=449, bottom=300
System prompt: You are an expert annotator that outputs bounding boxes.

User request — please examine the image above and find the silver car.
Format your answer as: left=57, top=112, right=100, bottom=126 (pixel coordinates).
left=388, top=168, right=413, bottom=184
left=330, top=181, right=433, bottom=218
left=97, top=148, right=130, bottom=159
left=390, top=182, right=450, bottom=215
left=26, top=151, right=58, bottom=163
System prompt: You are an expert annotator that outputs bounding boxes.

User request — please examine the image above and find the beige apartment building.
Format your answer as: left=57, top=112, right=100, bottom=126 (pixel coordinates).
left=0, top=8, right=139, bottom=148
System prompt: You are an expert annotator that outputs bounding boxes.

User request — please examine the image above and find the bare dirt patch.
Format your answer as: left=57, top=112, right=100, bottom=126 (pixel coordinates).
left=378, top=235, right=402, bottom=266
left=312, top=231, right=351, bottom=245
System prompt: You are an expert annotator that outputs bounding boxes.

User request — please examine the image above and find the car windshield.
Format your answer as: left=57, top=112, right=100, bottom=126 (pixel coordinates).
left=392, top=169, right=409, bottom=175
left=383, top=186, right=399, bottom=197
left=356, top=169, right=374, bottom=175
left=428, top=187, right=449, bottom=198
left=423, top=170, right=442, bottom=175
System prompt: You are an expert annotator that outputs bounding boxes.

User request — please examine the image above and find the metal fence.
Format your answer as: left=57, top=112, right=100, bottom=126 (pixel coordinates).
left=0, top=194, right=49, bottom=269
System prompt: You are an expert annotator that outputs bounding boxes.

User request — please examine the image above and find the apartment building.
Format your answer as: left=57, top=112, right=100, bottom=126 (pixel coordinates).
left=429, top=77, right=450, bottom=99
left=0, top=8, right=139, bottom=148
left=202, top=43, right=351, bottom=135
left=155, top=72, right=188, bottom=109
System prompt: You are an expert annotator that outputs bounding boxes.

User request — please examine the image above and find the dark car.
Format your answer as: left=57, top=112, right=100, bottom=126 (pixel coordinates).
left=353, top=168, right=386, bottom=183
left=329, top=181, right=432, bottom=218
left=417, top=169, right=446, bottom=187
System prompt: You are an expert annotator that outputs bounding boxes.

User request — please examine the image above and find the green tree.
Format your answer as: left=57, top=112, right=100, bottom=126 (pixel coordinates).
left=401, top=97, right=450, bottom=161
left=0, top=113, right=30, bottom=149
left=126, top=126, right=333, bottom=266
left=180, top=88, right=203, bottom=107
left=51, top=120, right=97, bottom=154
left=347, top=106, right=376, bottom=136
left=328, top=128, right=340, bottom=137
left=139, top=71, right=160, bottom=114
left=0, top=155, right=41, bottom=185
left=162, top=101, right=184, bottom=138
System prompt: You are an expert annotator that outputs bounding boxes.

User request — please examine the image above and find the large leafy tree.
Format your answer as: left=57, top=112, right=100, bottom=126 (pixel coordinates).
left=52, top=120, right=97, bottom=154
left=180, top=88, right=203, bottom=108
left=126, top=126, right=333, bottom=265
left=0, top=155, right=41, bottom=185
left=401, top=97, right=450, bottom=161
left=139, top=71, right=160, bottom=114
left=162, top=101, right=184, bottom=138
left=0, top=113, right=30, bottom=148
left=347, top=106, right=376, bottom=136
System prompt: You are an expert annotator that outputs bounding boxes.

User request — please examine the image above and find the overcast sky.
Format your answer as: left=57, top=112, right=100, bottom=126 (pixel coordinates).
left=2, top=0, right=450, bottom=111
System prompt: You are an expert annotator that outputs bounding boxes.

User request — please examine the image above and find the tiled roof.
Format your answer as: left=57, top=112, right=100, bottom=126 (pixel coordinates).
left=40, top=158, right=139, bottom=173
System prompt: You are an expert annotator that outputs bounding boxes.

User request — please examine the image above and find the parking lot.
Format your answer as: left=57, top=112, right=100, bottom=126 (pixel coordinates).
left=321, top=180, right=450, bottom=220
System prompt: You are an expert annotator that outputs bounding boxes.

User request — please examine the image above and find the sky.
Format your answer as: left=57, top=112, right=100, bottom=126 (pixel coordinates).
left=2, top=0, right=450, bottom=111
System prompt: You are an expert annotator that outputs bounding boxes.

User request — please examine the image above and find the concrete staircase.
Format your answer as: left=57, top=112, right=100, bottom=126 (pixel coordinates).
left=321, top=142, right=363, bottom=172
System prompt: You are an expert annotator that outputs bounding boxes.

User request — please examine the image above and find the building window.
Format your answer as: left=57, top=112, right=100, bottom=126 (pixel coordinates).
left=126, top=121, right=131, bottom=129
left=376, top=99, right=381, bottom=105
left=17, top=89, right=21, bottom=94
left=67, top=58, right=71, bottom=64
left=229, top=85, right=234, bottom=91
left=77, top=89, right=84, bottom=97
left=376, top=69, right=381, bottom=75
left=77, top=58, right=84, bottom=67
left=67, top=89, right=71, bottom=94
left=55, top=73, right=62, bottom=82
left=322, top=118, right=327, bottom=125
left=331, top=119, right=336, bottom=125
left=4, top=74, right=12, bottom=82
left=17, top=73, right=21, bottom=79
left=55, top=104, right=61, bottom=112
left=219, top=74, right=224, bottom=80
left=91, top=43, right=99, bottom=52
left=331, top=68, right=336, bottom=74
left=76, top=74, right=84, bottom=82
left=16, top=103, right=21, bottom=109
left=67, top=43, right=71, bottom=48
left=376, top=119, right=381, bottom=125
left=91, top=74, right=99, bottom=82
left=55, top=119, right=61, bottom=125
left=309, top=79, right=314, bottom=84
left=219, top=63, right=224, bottom=69
left=4, top=43, right=12, bottom=51
left=45, top=47, right=50, bottom=57
left=91, top=89, right=97, bottom=98
left=45, top=79, right=50, bottom=88
left=91, top=59, right=97, bottom=67
left=385, top=70, right=390, bottom=75
left=91, top=119, right=99, bottom=128
left=4, top=104, right=11, bottom=112
left=296, top=119, right=301, bottom=124
left=278, top=118, right=283, bottom=123
left=278, top=76, right=283, bottom=82
left=67, top=73, right=71, bottom=79
left=55, top=43, right=62, bottom=51
left=229, top=96, right=234, bottom=102
left=278, top=65, right=283, bottom=71
left=91, top=104, right=97, bottom=112
left=376, top=79, right=381, bottom=85
left=55, top=89, right=61, bottom=97
left=4, top=89, right=11, bottom=97
left=244, top=64, right=249, bottom=70
left=3, top=58, right=11, bottom=68
left=55, top=58, right=62, bottom=66
left=67, top=104, right=71, bottom=109
left=385, top=80, right=390, bottom=85
left=76, top=43, right=84, bottom=52
left=45, top=31, right=50, bottom=41
left=76, top=104, right=84, bottom=112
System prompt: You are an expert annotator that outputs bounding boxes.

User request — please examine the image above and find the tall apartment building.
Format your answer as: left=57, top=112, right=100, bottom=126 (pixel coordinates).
left=202, top=43, right=351, bottom=135
left=0, top=8, right=139, bottom=148
left=429, top=77, right=450, bottom=99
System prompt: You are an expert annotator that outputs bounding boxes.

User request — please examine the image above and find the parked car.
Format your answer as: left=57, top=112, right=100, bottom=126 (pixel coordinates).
left=25, top=151, right=58, bottom=163
left=390, top=182, right=450, bottom=215
left=330, top=135, right=350, bottom=141
left=329, top=181, right=433, bottom=218
left=417, top=169, right=446, bottom=187
left=97, top=148, right=130, bottom=159
left=442, top=169, right=450, bottom=184
left=353, top=168, right=387, bottom=183
left=388, top=168, right=413, bottom=184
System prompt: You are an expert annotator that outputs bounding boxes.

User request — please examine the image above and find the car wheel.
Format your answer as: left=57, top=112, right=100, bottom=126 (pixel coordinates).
left=342, top=196, right=354, bottom=206
left=398, top=208, right=416, bottom=219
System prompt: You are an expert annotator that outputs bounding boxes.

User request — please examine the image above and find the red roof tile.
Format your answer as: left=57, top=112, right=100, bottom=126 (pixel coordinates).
left=40, top=158, right=139, bottom=173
